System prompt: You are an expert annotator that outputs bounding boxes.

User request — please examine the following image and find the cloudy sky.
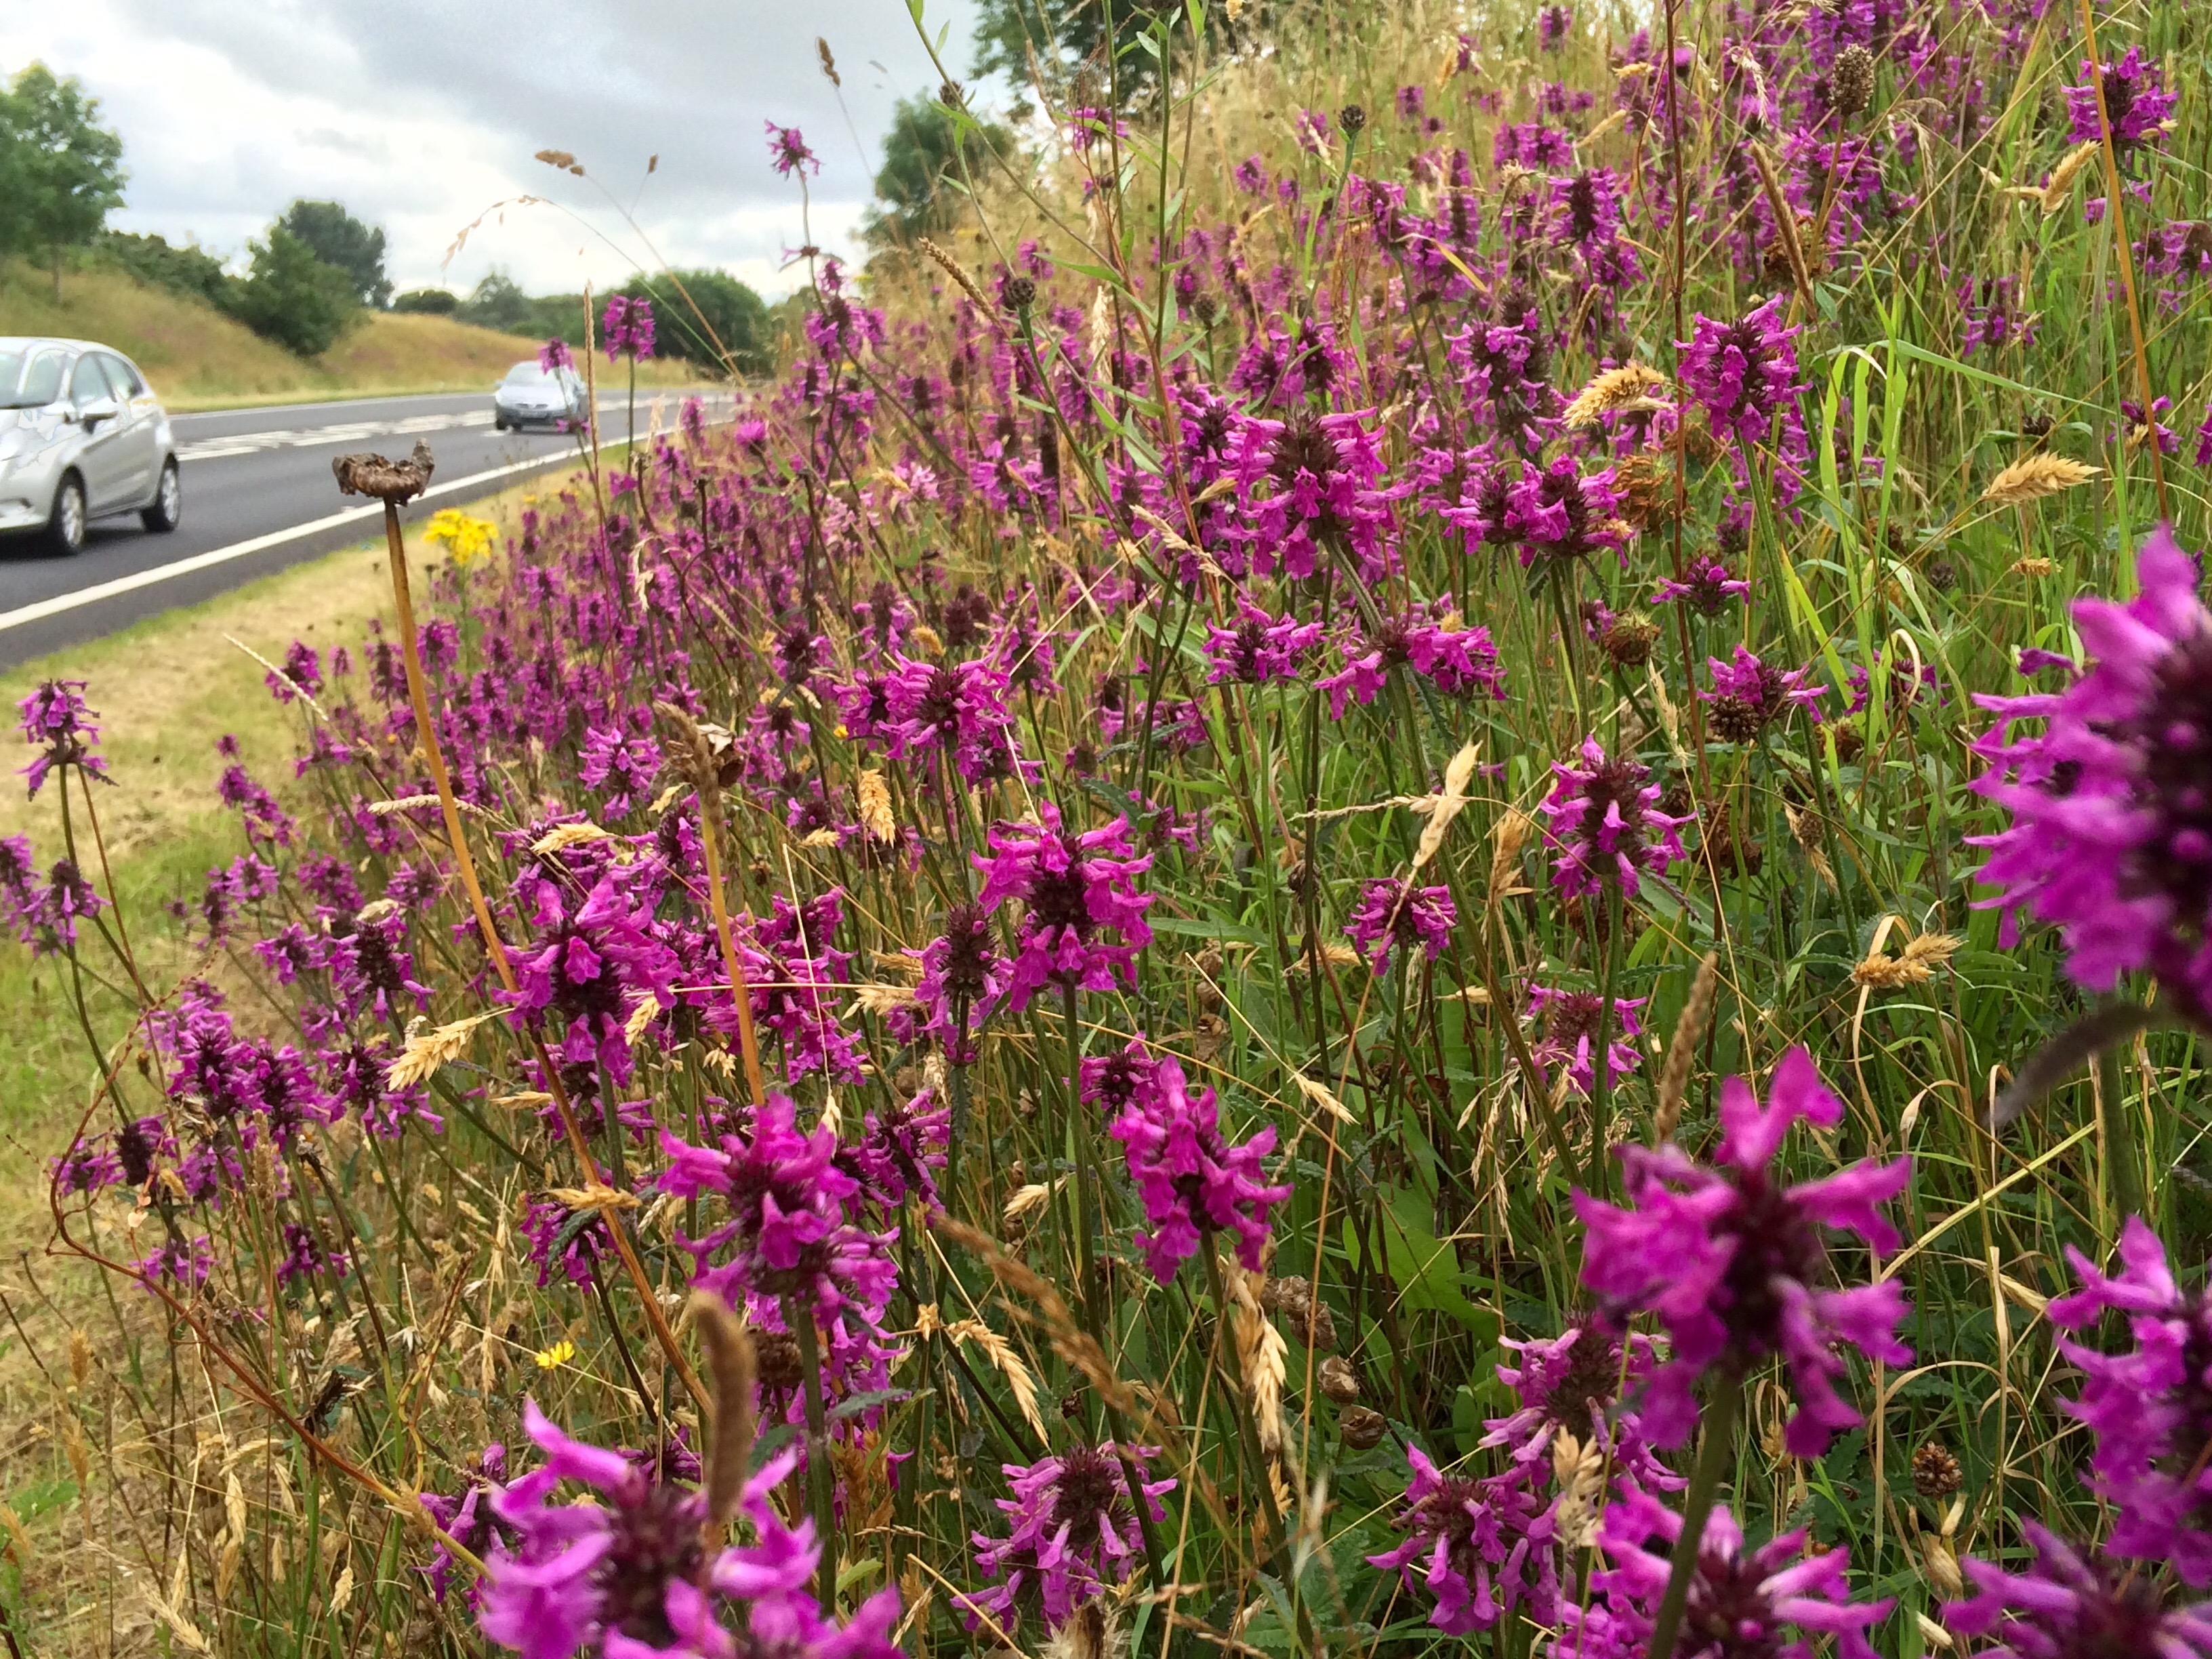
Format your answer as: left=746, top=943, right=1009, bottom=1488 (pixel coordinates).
left=3, top=0, right=982, bottom=300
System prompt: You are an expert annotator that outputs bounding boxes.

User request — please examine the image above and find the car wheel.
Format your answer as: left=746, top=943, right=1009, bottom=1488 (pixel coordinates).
left=141, top=459, right=182, bottom=533
left=495, top=415, right=510, bottom=432
left=45, top=472, right=87, bottom=556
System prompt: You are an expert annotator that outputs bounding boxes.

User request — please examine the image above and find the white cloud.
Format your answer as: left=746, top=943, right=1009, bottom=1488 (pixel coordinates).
left=3, top=0, right=979, bottom=297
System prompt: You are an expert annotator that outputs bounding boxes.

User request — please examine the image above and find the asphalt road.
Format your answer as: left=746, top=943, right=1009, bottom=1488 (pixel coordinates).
left=0, top=386, right=723, bottom=671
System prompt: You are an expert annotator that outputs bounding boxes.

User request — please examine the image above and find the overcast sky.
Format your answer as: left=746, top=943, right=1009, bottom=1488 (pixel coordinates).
left=3, top=0, right=981, bottom=300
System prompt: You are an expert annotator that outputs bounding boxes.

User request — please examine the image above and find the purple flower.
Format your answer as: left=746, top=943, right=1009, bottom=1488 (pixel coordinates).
left=420, top=1444, right=513, bottom=1605
left=1536, top=3, right=1572, bottom=51
left=1203, top=598, right=1324, bottom=686
left=1700, top=644, right=1828, bottom=739
left=1960, top=275, right=2039, bottom=356
left=1344, top=877, right=1457, bottom=974
left=1481, top=1326, right=1679, bottom=1495
left=972, top=805, right=1153, bottom=1012
left=883, top=653, right=1017, bottom=784
left=1678, top=298, right=1811, bottom=499
left=1317, top=612, right=1504, bottom=718
left=1967, top=527, right=2212, bottom=1019
left=480, top=1401, right=904, bottom=1659
left=1538, top=738, right=1689, bottom=899
left=765, top=121, right=819, bottom=178
left=1527, top=985, right=1645, bottom=1097
left=914, top=900, right=1008, bottom=1056
left=266, top=640, right=323, bottom=703
left=1507, top=455, right=1626, bottom=569
left=18, top=679, right=109, bottom=799
left=964, top=1443, right=1174, bottom=1635
left=1109, top=1053, right=1290, bottom=1284
left=1654, top=556, right=1749, bottom=615
left=1574, top=1046, right=1913, bottom=1455
left=1569, top=1489, right=1891, bottom=1659
left=2066, top=45, right=2177, bottom=158
left=538, top=337, right=574, bottom=374
left=1366, top=1447, right=1541, bottom=1635
left=600, top=293, right=655, bottom=362
left=2047, top=1215, right=2212, bottom=1583
left=1947, top=1523, right=2212, bottom=1658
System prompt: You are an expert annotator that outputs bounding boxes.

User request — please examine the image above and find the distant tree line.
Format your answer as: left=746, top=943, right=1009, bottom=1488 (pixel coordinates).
left=395, top=270, right=771, bottom=373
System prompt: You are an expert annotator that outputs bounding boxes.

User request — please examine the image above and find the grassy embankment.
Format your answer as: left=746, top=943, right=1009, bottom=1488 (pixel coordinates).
left=0, top=259, right=701, bottom=410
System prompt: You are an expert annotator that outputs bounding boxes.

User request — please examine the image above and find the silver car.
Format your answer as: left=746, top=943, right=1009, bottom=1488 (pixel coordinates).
left=0, top=336, right=182, bottom=555
left=492, top=359, right=589, bottom=431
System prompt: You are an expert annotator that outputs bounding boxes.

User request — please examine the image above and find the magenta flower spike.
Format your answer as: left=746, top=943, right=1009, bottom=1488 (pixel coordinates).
left=1527, top=985, right=1646, bottom=1097
left=1344, top=876, right=1457, bottom=973
left=1969, top=527, right=2212, bottom=1021
left=1574, top=1046, right=1912, bottom=1454
left=18, top=678, right=110, bottom=799
left=963, top=1443, right=1174, bottom=1635
left=1538, top=737, right=1689, bottom=899
left=1947, top=1523, right=2212, bottom=1659
left=971, top=804, right=1153, bottom=1012
left=1366, top=1446, right=1542, bottom=1635
left=1108, top=1053, right=1290, bottom=1284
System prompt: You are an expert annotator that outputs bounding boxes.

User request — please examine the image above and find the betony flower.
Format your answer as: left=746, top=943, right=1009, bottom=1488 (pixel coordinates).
left=601, top=294, right=656, bottom=362
left=2047, top=1215, right=2212, bottom=1584
left=1946, top=1523, right=2212, bottom=1659
left=1344, top=877, right=1456, bottom=973
left=1700, top=644, right=1828, bottom=740
left=1481, top=1326, right=1679, bottom=1494
left=1109, top=1053, right=1290, bottom=1284
left=1203, top=598, right=1324, bottom=686
left=1967, top=527, right=2212, bottom=1021
left=972, top=805, right=1153, bottom=1012
left=765, top=121, right=819, bottom=177
left=883, top=653, right=1018, bottom=785
left=2065, top=45, right=2177, bottom=158
left=964, top=1443, right=1175, bottom=1635
left=1366, top=1447, right=1542, bottom=1635
left=18, top=679, right=110, bottom=799
left=539, top=337, right=574, bottom=374
left=1526, top=985, right=1645, bottom=1097
left=1575, top=1046, right=1912, bottom=1454
left=1654, top=556, right=1750, bottom=615
left=1538, top=738, right=1689, bottom=899
left=1678, top=298, right=1811, bottom=499
left=1570, top=1489, right=1891, bottom=1659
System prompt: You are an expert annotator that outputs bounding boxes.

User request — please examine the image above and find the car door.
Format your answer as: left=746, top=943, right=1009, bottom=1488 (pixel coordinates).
left=65, top=352, right=131, bottom=513
left=96, top=353, right=161, bottom=504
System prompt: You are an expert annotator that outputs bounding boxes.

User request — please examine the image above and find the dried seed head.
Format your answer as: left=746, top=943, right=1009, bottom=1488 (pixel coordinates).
left=332, top=440, right=436, bottom=505
left=1599, top=613, right=1661, bottom=668
left=916, top=239, right=992, bottom=312
left=1853, top=930, right=1963, bottom=991
left=1563, top=363, right=1671, bottom=428
left=1339, top=104, right=1368, bottom=135
left=1982, top=453, right=2102, bottom=507
left=1319, top=1354, right=1361, bottom=1403
left=1830, top=45, right=1875, bottom=118
left=1002, top=276, right=1038, bottom=312
left=1339, top=1405, right=1387, bottom=1449
left=1912, top=1440, right=1964, bottom=1498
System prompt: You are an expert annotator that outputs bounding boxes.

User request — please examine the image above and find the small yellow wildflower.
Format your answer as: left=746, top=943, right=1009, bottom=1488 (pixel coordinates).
left=421, top=508, right=499, bottom=567
left=533, top=1338, right=576, bottom=1370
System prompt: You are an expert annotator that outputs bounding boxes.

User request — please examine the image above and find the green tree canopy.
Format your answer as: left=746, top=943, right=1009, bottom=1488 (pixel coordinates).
left=621, top=270, right=769, bottom=374
left=228, top=224, right=357, bottom=356
left=864, top=94, right=1013, bottom=247
left=391, top=287, right=459, bottom=315
left=278, top=199, right=390, bottom=308
left=1, top=63, right=127, bottom=298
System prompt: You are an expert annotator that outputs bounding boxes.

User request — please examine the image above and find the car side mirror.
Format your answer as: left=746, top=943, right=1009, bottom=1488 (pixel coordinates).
left=78, top=396, right=120, bottom=428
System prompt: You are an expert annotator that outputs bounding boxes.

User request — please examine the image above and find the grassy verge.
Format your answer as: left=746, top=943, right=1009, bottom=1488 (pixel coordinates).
left=0, top=260, right=705, bottom=410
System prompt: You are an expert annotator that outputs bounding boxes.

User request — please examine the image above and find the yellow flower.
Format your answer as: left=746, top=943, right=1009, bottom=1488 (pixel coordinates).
left=421, top=508, right=498, bottom=567
left=533, top=1338, right=576, bottom=1370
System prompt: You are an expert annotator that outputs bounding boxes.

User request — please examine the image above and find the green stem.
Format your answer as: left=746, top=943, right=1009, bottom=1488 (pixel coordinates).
left=790, top=1297, right=840, bottom=1611
left=2097, top=1034, right=2145, bottom=1226
left=1645, top=1370, right=1742, bottom=1659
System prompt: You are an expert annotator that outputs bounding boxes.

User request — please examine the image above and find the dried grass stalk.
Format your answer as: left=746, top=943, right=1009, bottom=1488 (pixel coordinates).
left=690, top=1292, right=757, bottom=1529
left=386, top=1010, right=504, bottom=1090
left=918, top=237, right=993, bottom=311
left=1562, top=363, right=1671, bottom=428
left=1853, top=932, right=1963, bottom=989
left=1412, top=742, right=1484, bottom=873
left=946, top=1317, right=1050, bottom=1441
left=857, top=769, right=897, bottom=843
left=1655, top=952, right=1719, bottom=1143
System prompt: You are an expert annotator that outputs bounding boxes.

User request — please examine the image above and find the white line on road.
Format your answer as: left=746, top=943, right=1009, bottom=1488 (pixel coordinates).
left=0, top=450, right=583, bottom=637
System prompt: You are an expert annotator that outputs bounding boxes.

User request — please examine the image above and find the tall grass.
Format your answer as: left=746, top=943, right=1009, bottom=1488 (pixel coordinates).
left=3, top=0, right=2211, bottom=1655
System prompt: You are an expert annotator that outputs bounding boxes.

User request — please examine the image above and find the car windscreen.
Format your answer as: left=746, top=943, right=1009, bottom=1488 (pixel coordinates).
left=502, top=364, right=551, bottom=385
left=0, top=350, right=64, bottom=410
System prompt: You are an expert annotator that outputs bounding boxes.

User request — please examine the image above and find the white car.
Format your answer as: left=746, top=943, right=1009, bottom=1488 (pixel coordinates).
left=0, top=336, right=181, bottom=555
left=492, top=360, right=589, bottom=431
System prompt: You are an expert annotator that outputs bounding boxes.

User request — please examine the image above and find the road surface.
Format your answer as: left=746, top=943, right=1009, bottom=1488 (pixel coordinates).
left=0, top=386, right=724, bottom=671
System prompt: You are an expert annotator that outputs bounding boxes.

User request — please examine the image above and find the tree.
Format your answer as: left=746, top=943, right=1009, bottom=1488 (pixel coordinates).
left=96, top=230, right=231, bottom=306
left=278, top=199, right=390, bottom=308
left=621, top=270, right=769, bottom=373
left=456, top=270, right=535, bottom=333
left=1, top=64, right=127, bottom=300
left=227, top=224, right=357, bottom=356
left=864, top=95, right=1013, bottom=247
left=391, top=287, right=459, bottom=314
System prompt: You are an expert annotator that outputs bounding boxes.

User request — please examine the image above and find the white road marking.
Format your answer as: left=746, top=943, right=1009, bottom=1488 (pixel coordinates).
left=0, top=451, right=584, bottom=637
left=178, top=409, right=499, bottom=462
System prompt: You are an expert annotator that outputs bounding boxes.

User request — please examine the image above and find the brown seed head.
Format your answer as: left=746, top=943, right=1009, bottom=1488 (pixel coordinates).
left=332, top=440, right=436, bottom=504
left=1831, top=45, right=1875, bottom=119
left=1912, top=1440, right=1964, bottom=1498
left=1339, top=1405, right=1387, bottom=1449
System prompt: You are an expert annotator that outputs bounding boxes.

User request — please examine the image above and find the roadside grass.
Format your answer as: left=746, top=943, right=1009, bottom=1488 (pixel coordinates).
left=0, top=260, right=703, bottom=410
left=0, top=464, right=594, bottom=1647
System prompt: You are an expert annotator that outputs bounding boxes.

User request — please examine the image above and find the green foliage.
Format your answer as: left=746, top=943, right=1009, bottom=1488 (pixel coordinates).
left=864, top=93, right=1014, bottom=247
left=0, top=62, right=126, bottom=293
left=619, top=268, right=769, bottom=372
left=390, top=286, right=459, bottom=314
left=276, top=199, right=391, bottom=308
left=970, top=0, right=1258, bottom=108
left=457, top=270, right=583, bottom=340
left=91, top=229, right=230, bottom=306
left=226, top=224, right=358, bottom=357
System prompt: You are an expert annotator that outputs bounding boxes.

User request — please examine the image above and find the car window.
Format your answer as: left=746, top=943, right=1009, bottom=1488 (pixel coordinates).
left=69, top=355, right=110, bottom=405
left=5, top=352, right=64, bottom=409
left=98, top=354, right=144, bottom=398
left=504, top=363, right=549, bottom=385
